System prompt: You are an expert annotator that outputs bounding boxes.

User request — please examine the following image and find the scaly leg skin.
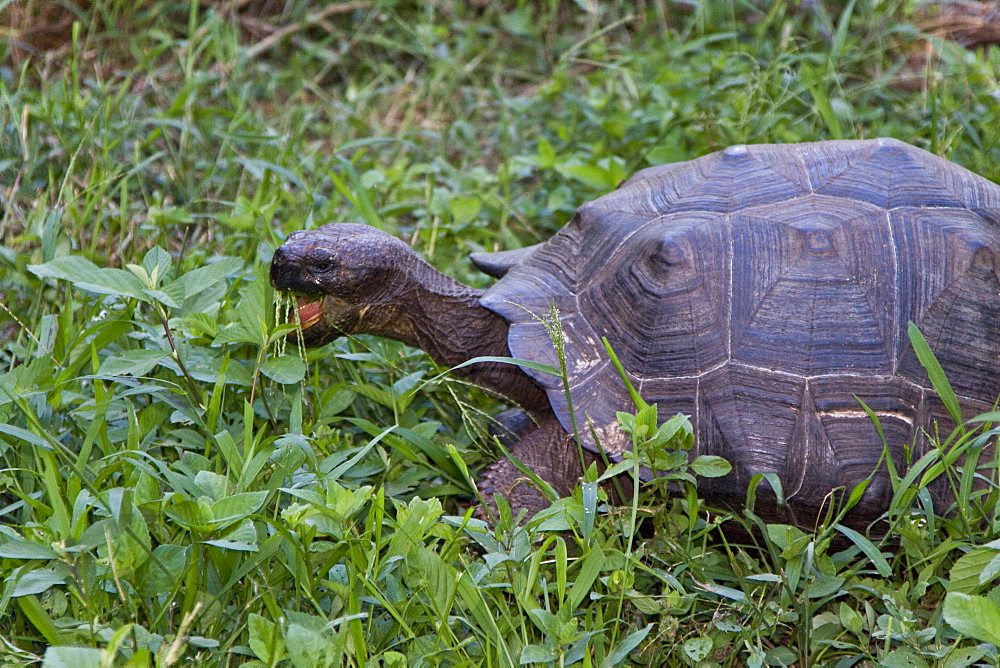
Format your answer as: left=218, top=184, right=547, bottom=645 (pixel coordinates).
left=477, top=419, right=586, bottom=520
left=488, top=408, right=535, bottom=448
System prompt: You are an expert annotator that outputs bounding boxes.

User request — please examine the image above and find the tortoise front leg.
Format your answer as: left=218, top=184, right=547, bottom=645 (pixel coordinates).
left=478, top=418, right=583, bottom=519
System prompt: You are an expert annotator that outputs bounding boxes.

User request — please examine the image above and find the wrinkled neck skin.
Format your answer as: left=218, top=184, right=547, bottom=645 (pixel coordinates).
left=363, top=257, right=551, bottom=416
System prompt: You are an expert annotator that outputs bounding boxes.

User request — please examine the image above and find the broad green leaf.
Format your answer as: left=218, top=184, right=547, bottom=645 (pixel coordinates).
left=843, top=476, right=872, bottom=513
left=981, top=552, right=1000, bottom=586
left=98, top=350, right=169, bottom=377
left=141, top=245, right=172, bottom=282
left=387, top=496, right=444, bottom=559
left=766, top=523, right=808, bottom=552
left=0, top=357, right=50, bottom=406
left=653, top=414, right=692, bottom=446
left=765, top=646, right=800, bottom=667
left=210, top=491, right=269, bottom=524
left=602, top=623, right=652, bottom=667
left=690, top=455, right=732, bottom=478
left=351, top=382, right=396, bottom=409
left=391, top=369, right=425, bottom=396
left=260, top=355, right=306, bottom=384
left=18, top=595, right=64, bottom=645
left=135, top=545, right=188, bottom=597
left=323, top=484, right=373, bottom=521
left=29, top=256, right=148, bottom=300
left=806, top=575, right=845, bottom=599
left=248, top=613, right=285, bottom=664
left=839, top=602, right=864, bottom=633
left=597, top=458, right=640, bottom=482
left=942, top=645, right=990, bottom=668
left=109, top=509, right=152, bottom=574
left=0, top=541, right=59, bottom=560
left=634, top=403, right=658, bottom=436
left=556, top=162, right=615, bottom=190
left=212, top=323, right=259, bottom=346
left=188, top=636, right=221, bottom=649
left=520, top=644, right=557, bottom=664
left=374, top=651, right=406, bottom=668
left=948, top=547, right=1000, bottom=593
left=746, top=472, right=786, bottom=512
left=232, top=272, right=272, bottom=347
left=142, top=287, right=181, bottom=308
left=285, top=623, right=327, bottom=668
left=536, top=136, right=557, bottom=167
left=942, top=592, right=1000, bottom=645
left=449, top=195, right=481, bottom=224
left=683, top=637, right=712, bottom=662
left=163, top=500, right=205, bottom=529
left=168, top=256, right=243, bottom=302
left=406, top=546, right=455, bottom=617
left=42, top=646, right=103, bottom=668
left=204, top=518, right=259, bottom=552
left=527, top=608, right=561, bottom=637
left=11, top=569, right=65, bottom=597
left=194, top=470, right=230, bottom=501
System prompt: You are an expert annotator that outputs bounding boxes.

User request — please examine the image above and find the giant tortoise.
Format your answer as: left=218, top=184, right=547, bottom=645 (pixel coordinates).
left=270, top=138, right=1000, bottom=527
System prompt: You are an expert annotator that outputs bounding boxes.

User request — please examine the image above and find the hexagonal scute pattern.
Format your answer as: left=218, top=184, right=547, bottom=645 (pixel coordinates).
left=481, top=138, right=1000, bottom=518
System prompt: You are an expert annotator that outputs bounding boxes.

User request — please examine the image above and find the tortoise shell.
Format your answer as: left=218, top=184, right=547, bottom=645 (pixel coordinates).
left=480, top=138, right=1000, bottom=516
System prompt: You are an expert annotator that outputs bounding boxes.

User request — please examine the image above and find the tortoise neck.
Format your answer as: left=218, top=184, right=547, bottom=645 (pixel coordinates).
left=367, top=255, right=550, bottom=414
left=357, top=253, right=505, bottom=365
left=394, top=265, right=511, bottom=367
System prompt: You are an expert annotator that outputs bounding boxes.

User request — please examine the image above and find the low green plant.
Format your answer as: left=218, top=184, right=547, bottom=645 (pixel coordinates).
left=3, top=1, right=1000, bottom=665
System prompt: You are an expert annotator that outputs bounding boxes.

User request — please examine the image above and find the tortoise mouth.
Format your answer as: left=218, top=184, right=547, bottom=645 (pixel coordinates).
left=296, top=296, right=324, bottom=329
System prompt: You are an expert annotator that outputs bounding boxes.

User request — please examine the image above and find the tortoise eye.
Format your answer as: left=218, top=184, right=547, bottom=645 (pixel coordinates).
left=311, top=257, right=337, bottom=273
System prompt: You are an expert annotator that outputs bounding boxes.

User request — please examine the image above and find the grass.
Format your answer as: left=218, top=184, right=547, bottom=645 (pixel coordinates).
left=1, top=0, right=1000, bottom=665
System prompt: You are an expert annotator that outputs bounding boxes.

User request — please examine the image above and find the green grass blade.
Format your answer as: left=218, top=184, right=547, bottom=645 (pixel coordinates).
left=17, top=595, right=65, bottom=645
left=829, top=0, right=858, bottom=66
left=908, top=322, right=964, bottom=429
left=601, top=337, right=646, bottom=410
left=834, top=525, right=891, bottom=578
left=447, top=355, right=561, bottom=377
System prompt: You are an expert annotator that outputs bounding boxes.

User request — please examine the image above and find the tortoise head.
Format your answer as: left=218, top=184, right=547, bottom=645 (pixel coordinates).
left=270, top=223, right=413, bottom=346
